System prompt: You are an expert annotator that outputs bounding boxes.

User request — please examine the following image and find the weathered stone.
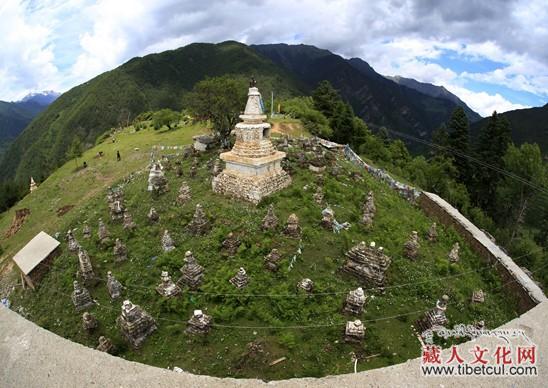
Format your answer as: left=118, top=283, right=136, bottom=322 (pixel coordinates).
left=67, top=229, right=80, bottom=252
left=97, top=219, right=110, bottom=245
left=361, top=191, right=376, bottom=228
left=71, top=280, right=94, bottom=311
left=96, top=336, right=114, bottom=353
left=261, top=204, right=279, bottom=230
left=110, top=200, right=124, bottom=221
left=177, top=251, right=204, bottom=290
left=222, top=232, right=241, bottom=256
left=113, top=238, right=128, bottom=262
left=212, top=159, right=222, bottom=176
left=342, top=241, right=391, bottom=290
left=187, top=204, right=210, bottom=236
left=147, top=207, right=159, bottom=223
left=344, top=287, right=367, bottom=315
left=82, top=312, right=97, bottom=332
left=297, top=278, right=314, bottom=293
left=230, top=267, right=249, bottom=289
left=186, top=309, right=212, bottom=335
left=321, top=207, right=335, bottom=230
left=147, top=162, right=165, bottom=192
left=123, top=212, right=136, bottom=231
left=448, top=242, right=460, bottom=263
left=78, top=248, right=95, bottom=284
left=176, top=182, right=192, bottom=205
left=193, top=135, right=216, bottom=152
left=189, top=165, right=197, bottom=178
left=117, top=300, right=157, bottom=349
left=82, top=222, right=91, bottom=239
left=313, top=186, right=324, bottom=205
left=345, top=319, right=365, bottom=343
left=404, top=231, right=420, bottom=260
left=212, top=83, right=291, bottom=204
left=284, top=213, right=301, bottom=238
left=427, top=222, right=438, bottom=242
left=162, top=230, right=175, bottom=252
left=107, top=271, right=123, bottom=299
left=472, top=289, right=485, bottom=303
left=264, top=248, right=282, bottom=272
left=156, top=271, right=181, bottom=297
left=415, top=295, right=449, bottom=336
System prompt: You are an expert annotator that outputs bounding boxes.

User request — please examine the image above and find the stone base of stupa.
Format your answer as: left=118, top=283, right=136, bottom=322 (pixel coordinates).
left=212, top=151, right=291, bottom=204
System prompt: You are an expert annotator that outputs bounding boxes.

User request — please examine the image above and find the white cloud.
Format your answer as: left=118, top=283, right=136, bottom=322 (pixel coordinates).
left=446, top=85, right=528, bottom=116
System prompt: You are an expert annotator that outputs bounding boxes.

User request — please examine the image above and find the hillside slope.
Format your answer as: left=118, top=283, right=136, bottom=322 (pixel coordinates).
left=471, top=104, right=548, bottom=154
left=386, top=75, right=482, bottom=122
left=0, top=41, right=303, bottom=183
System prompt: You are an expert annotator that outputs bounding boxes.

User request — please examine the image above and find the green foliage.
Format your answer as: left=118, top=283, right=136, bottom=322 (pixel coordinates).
left=185, top=76, right=247, bottom=144
left=152, top=109, right=180, bottom=130
left=281, top=97, right=332, bottom=138
left=447, top=107, right=470, bottom=183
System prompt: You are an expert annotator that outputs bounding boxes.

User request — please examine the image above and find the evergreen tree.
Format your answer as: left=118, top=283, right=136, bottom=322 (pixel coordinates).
left=431, top=124, right=449, bottom=159
left=472, top=111, right=513, bottom=209
left=312, top=80, right=339, bottom=118
left=447, top=107, right=470, bottom=183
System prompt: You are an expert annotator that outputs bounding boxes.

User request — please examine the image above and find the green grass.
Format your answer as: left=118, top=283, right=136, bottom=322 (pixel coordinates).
left=7, top=127, right=520, bottom=380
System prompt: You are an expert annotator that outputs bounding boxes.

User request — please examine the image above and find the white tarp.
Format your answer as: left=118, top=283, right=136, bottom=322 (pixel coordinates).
left=13, top=231, right=60, bottom=275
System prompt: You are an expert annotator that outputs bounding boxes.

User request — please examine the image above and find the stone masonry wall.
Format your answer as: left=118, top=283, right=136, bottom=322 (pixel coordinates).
left=419, top=191, right=546, bottom=313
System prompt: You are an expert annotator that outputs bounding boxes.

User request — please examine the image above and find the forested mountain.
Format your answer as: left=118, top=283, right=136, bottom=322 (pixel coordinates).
left=0, top=41, right=302, bottom=183
left=0, top=91, right=58, bottom=156
left=386, top=75, right=482, bottom=122
left=471, top=104, right=548, bottom=154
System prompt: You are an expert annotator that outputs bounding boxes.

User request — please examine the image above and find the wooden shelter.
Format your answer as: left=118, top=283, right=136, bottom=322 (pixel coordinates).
left=12, top=231, right=60, bottom=290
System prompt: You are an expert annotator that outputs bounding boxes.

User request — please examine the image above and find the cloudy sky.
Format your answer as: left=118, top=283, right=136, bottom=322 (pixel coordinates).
left=1, top=0, right=547, bottom=116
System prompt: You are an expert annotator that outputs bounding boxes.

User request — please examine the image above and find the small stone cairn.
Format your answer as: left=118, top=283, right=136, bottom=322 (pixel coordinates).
left=264, top=248, right=282, bottom=272
left=176, top=182, right=192, bottom=205
left=404, top=231, right=420, bottom=260
left=186, top=309, right=212, bottom=335
left=107, top=271, right=123, bottom=299
left=313, top=186, right=324, bottom=205
left=78, top=248, right=95, bottom=284
left=156, top=271, right=181, bottom=297
left=427, top=222, right=438, bottom=242
left=123, top=212, right=136, bottom=231
left=110, top=200, right=124, bottom=222
left=361, top=191, right=376, bottom=228
left=321, top=207, right=335, bottom=230
left=96, top=336, right=114, bottom=353
left=297, top=278, right=314, bottom=293
left=415, top=295, right=449, bottom=336
left=177, top=251, right=204, bottom=290
left=342, top=241, right=391, bottom=290
left=147, top=207, right=159, bottom=223
left=471, top=289, right=485, bottom=303
left=448, top=242, right=460, bottom=263
left=345, top=319, right=365, bottom=343
left=212, top=159, right=222, bottom=176
left=187, top=204, right=210, bottom=235
left=82, top=311, right=98, bottom=332
left=230, top=267, right=249, bottom=289
left=261, top=204, right=279, bottom=230
left=82, top=222, right=92, bottom=239
left=67, top=229, right=80, bottom=252
left=72, top=280, right=94, bottom=311
left=344, top=287, right=367, bottom=315
left=162, top=230, right=175, bottom=252
left=97, top=219, right=110, bottom=245
left=117, top=300, right=157, bottom=349
left=284, top=213, right=301, bottom=238
left=222, top=232, right=241, bottom=256
left=148, top=162, right=168, bottom=193
left=113, top=238, right=128, bottom=262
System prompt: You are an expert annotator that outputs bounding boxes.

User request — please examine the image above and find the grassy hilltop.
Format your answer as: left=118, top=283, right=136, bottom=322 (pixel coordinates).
left=5, top=120, right=519, bottom=379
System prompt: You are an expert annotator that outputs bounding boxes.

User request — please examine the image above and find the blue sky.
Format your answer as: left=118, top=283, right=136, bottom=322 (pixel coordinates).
left=1, top=0, right=547, bottom=116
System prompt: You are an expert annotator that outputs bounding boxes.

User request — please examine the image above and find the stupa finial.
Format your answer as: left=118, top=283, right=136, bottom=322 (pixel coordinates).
left=249, top=76, right=257, bottom=88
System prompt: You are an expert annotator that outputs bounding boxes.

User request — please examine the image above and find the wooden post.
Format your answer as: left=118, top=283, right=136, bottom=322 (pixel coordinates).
left=20, top=272, right=26, bottom=290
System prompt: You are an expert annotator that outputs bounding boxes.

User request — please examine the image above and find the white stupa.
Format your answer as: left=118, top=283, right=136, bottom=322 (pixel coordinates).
left=212, top=78, right=291, bottom=204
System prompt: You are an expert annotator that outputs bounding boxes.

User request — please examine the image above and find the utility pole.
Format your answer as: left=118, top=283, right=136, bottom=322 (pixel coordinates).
left=271, top=90, right=274, bottom=118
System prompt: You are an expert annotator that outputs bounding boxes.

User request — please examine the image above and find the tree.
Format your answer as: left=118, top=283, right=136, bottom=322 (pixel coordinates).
left=67, top=136, right=83, bottom=168
left=312, top=80, right=339, bottom=118
left=185, top=76, right=247, bottom=146
left=431, top=124, right=450, bottom=159
left=447, top=107, right=470, bottom=183
left=152, top=109, right=179, bottom=131
left=494, top=143, right=546, bottom=242
left=472, top=111, right=513, bottom=209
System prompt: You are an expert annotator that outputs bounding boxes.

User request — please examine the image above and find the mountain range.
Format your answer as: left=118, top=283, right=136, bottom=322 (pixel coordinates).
left=0, top=91, right=59, bottom=156
left=0, top=41, right=544, bottom=184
